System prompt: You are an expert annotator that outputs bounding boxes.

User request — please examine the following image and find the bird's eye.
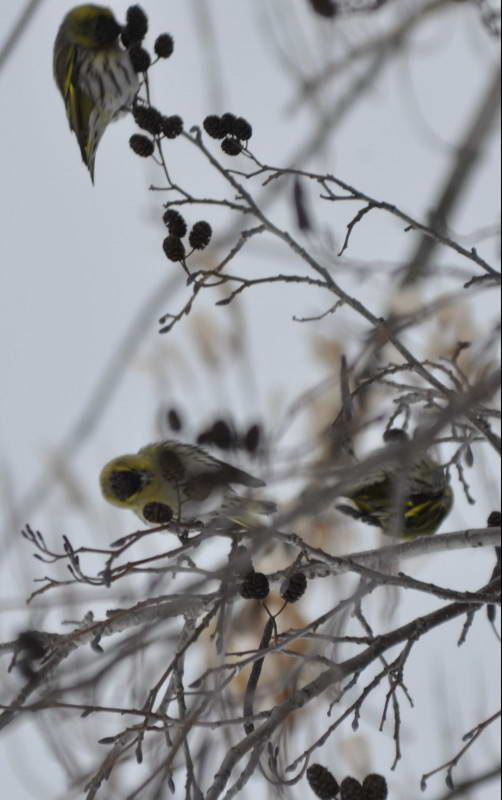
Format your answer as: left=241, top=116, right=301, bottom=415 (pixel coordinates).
left=109, top=469, right=143, bottom=501
left=94, top=14, right=121, bottom=46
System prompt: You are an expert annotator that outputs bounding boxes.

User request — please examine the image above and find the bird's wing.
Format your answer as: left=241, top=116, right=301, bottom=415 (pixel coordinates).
left=56, top=43, right=94, bottom=173
left=146, top=442, right=266, bottom=489
left=210, top=458, right=265, bottom=488
left=344, top=469, right=390, bottom=499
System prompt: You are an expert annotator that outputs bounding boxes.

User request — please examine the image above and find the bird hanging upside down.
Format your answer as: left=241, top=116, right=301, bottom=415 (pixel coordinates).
left=336, top=429, right=453, bottom=538
left=53, top=5, right=139, bottom=181
left=100, top=440, right=276, bottom=527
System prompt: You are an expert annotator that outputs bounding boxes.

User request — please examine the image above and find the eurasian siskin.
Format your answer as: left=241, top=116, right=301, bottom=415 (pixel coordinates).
left=337, top=429, right=453, bottom=538
left=53, top=5, right=139, bottom=181
left=100, top=440, right=276, bottom=526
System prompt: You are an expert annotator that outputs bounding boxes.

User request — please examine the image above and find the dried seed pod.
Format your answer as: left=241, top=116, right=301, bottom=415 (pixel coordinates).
left=487, top=511, right=501, bottom=527
left=340, top=776, right=363, bottom=800
left=203, top=115, right=227, bottom=139
left=124, top=5, right=148, bottom=43
left=167, top=408, right=182, bottom=432
left=280, top=572, right=307, bottom=603
left=198, top=420, right=237, bottom=450
left=129, top=134, right=154, bottom=157
left=154, top=33, right=174, bottom=58
left=133, top=104, right=163, bottom=135
left=163, top=235, right=186, bottom=262
left=161, top=115, right=183, bottom=139
left=129, top=45, right=151, bottom=73
left=308, top=0, right=337, bottom=18
left=189, top=221, right=212, bottom=250
left=163, top=209, right=188, bottom=238
left=243, top=424, right=261, bottom=453
left=240, top=571, right=270, bottom=600
left=220, top=112, right=238, bottom=135
left=221, top=137, right=243, bottom=156
left=306, top=764, right=340, bottom=799
left=233, top=116, right=253, bottom=141
left=142, top=502, right=173, bottom=524
left=362, top=773, right=388, bottom=800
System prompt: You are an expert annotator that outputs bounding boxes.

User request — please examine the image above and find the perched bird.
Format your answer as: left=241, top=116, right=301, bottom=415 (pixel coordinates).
left=100, top=441, right=276, bottom=526
left=336, top=429, right=453, bottom=538
left=53, top=5, right=139, bottom=181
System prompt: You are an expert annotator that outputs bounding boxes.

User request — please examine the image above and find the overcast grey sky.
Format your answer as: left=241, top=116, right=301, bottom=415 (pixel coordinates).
left=0, top=2, right=500, bottom=798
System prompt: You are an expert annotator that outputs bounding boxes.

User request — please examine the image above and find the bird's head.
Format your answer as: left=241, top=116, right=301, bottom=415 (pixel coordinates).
left=100, top=454, right=158, bottom=509
left=62, top=5, right=121, bottom=49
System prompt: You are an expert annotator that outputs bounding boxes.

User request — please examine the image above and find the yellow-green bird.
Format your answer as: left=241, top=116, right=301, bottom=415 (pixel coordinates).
left=100, top=441, right=276, bottom=526
left=53, top=5, right=139, bottom=181
left=336, top=429, right=454, bottom=538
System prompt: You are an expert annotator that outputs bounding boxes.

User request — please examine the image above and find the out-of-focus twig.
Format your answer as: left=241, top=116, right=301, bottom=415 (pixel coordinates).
left=2, top=273, right=180, bottom=550
left=287, top=0, right=452, bottom=113
left=401, top=67, right=502, bottom=286
left=421, top=710, right=502, bottom=792
left=190, top=0, right=225, bottom=111
left=0, top=0, right=44, bottom=73
left=433, top=763, right=501, bottom=800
